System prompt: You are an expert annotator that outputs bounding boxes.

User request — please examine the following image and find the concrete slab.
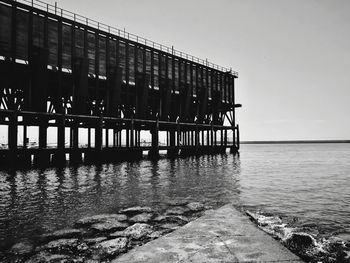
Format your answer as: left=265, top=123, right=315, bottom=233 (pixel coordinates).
left=113, top=204, right=303, bottom=263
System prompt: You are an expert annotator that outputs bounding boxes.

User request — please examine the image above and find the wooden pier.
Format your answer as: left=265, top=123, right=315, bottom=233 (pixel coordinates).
left=0, top=0, right=241, bottom=167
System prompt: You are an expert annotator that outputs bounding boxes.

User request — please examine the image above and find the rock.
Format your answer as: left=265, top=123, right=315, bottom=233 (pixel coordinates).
left=147, top=230, right=168, bottom=239
left=166, top=200, right=189, bottom=206
left=91, top=219, right=128, bottom=232
left=286, top=233, right=314, bottom=251
left=119, top=206, right=153, bottom=215
left=75, top=214, right=127, bottom=227
left=25, top=251, right=69, bottom=263
left=165, top=206, right=188, bottom=215
left=10, top=241, right=34, bottom=255
left=129, top=213, right=153, bottom=223
left=76, top=242, right=89, bottom=252
left=153, top=215, right=189, bottom=225
left=123, top=223, right=153, bottom=240
left=84, top=237, right=107, bottom=245
left=110, top=230, right=127, bottom=238
left=42, top=228, right=83, bottom=240
left=186, top=202, right=205, bottom=212
left=95, top=237, right=128, bottom=258
left=41, top=238, right=79, bottom=253
left=160, top=223, right=181, bottom=231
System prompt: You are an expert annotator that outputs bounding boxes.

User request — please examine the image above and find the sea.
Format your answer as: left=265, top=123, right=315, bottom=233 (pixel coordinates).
left=0, top=143, right=349, bottom=262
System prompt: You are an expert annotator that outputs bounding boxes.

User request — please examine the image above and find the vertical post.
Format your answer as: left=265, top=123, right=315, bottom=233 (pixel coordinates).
left=88, top=128, right=91, bottom=148
left=113, top=128, right=116, bottom=147
left=23, top=125, right=27, bottom=149
left=96, top=116, right=103, bottom=151
left=8, top=111, right=18, bottom=166
left=69, top=119, right=81, bottom=164
left=130, top=118, right=134, bottom=147
left=236, top=124, right=240, bottom=150
left=105, top=128, right=109, bottom=148
left=52, top=114, right=66, bottom=166
left=149, top=118, right=159, bottom=158
left=210, top=124, right=214, bottom=148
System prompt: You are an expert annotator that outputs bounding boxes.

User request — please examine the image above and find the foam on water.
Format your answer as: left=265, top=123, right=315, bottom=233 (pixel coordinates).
left=246, top=210, right=350, bottom=262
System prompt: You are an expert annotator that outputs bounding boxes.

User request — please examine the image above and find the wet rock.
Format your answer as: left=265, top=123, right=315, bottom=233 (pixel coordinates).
left=42, top=228, right=83, bottom=240
left=123, top=223, right=153, bottom=240
left=129, top=213, right=153, bottom=223
left=160, top=223, right=181, bottom=231
left=165, top=206, right=188, bottom=215
left=110, top=230, right=127, bottom=238
left=119, top=206, right=153, bottom=216
left=41, top=238, right=79, bottom=253
left=166, top=200, right=189, bottom=206
left=10, top=241, right=34, bottom=255
left=286, top=233, right=314, bottom=251
left=83, top=237, right=107, bottom=245
left=153, top=215, right=189, bottom=225
left=90, top=219, right=128, bottom=232
left=25, top=251, right=69, bottom=263
left=76, top=242, right=89, bottom=253
left=75, top=214, right=127, bottom=227
left=147, top=230, right=168, bottom=240
left=95, top=237, right=128, bottom=258
left=186, top=202, right=205, bottom=212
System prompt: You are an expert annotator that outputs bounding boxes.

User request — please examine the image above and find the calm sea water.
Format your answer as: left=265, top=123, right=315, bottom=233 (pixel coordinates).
left=0, top=143, right=349, bottom=260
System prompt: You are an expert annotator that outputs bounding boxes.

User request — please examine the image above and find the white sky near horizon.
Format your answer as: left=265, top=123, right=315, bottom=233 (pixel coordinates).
left=2, top=0, right=349, bottom=142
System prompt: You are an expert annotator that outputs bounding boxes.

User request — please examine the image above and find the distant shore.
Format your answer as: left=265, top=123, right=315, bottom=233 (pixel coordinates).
left=241, top=140, right=350, bottom=144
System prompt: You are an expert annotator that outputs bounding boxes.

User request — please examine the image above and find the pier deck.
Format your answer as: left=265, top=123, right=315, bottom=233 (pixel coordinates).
left=113, top=204, right=303, bottom=263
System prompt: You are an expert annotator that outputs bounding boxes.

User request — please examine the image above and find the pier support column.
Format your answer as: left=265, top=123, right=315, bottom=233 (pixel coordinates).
left=167, top=128, right=178, bottom=157
left=34, top=118, right=50, bottom=166
left=69, top=121, right=82, bottom=165
left=17, top=121, right=32, bottom=167
left=130, top=118, right=134, bottom=147
left=52, top=114, right=66, bottom=166
left=230, top=125, right=239, bottom=154
left=7, top=111, right=18, bottom=167
left=148, top=118, right=159, bottom=159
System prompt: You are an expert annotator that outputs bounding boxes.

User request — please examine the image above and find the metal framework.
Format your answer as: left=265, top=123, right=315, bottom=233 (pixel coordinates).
left=0, top=0, right=241, bottom=167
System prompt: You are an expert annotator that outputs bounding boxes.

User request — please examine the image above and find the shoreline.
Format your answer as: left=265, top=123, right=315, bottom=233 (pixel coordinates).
left=113, top=204, right=303, bottom=262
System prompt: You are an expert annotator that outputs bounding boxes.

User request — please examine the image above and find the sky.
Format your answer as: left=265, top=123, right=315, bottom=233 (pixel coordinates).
left=24, top=0, right=350, bottom=141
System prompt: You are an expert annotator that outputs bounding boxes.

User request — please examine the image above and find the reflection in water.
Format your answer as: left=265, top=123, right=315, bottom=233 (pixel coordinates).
left=2, top=143, right=349, bottom=258
left=0, top=154, right=241, bottom=249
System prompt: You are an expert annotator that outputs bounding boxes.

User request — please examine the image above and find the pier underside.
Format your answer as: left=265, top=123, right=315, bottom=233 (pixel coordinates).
left=0, top=0, right=240, bottom=167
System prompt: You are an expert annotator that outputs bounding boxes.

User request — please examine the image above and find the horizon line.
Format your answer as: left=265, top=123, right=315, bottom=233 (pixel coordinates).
left=241, top=140, right=350, bottom=144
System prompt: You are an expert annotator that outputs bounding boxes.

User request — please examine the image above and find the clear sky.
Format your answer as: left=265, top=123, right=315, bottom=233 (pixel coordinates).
left=45, top=0, right=350, bottom=141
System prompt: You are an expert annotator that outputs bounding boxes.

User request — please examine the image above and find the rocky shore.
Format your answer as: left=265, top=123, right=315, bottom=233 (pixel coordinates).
left=1, top=201, right=209, bottom=263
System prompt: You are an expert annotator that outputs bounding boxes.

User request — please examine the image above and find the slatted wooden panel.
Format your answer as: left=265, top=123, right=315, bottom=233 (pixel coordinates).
left=153, top=52, right=159, bottom=88
left=128, top=43, right=135, bottom=83
left=32, top=15, right=44, bottom=48
left=192, top=65, right=196, bottom=95
left=62, top=23, right=72, bottom=69
left=48, top=19, right=58, bottom=66
left=137, top=46, right=143, bottom=73
left=98, top=35, right=106, bottom=76
left=108, top=38, right=117, bottom=69
left=118, top=41, right=126, bottom=82
left=87, top=31, right=95, bottom=74
left=0, top=4, right=11, bottom=57
left=74, top=27, right=84, bottom=59
left=16, top=9, right=29, bottom=60
left=145, top=49, right=151, bottom=81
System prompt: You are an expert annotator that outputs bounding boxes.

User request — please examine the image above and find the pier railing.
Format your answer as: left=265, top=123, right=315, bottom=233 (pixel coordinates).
left=12, top=0, right=238, bottom=77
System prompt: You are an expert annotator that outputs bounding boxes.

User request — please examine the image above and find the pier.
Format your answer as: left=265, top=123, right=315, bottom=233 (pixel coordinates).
left=0, top=0, right=241, bottom=167
left=113, top=204, right=303, bottom=263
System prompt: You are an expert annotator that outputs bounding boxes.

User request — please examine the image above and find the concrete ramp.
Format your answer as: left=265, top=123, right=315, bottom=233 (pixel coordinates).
left=113, top=204, right=303, bottom=263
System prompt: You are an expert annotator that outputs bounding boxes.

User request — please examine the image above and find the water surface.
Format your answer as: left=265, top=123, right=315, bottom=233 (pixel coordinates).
left=1, top=143, right=349, bottom=261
